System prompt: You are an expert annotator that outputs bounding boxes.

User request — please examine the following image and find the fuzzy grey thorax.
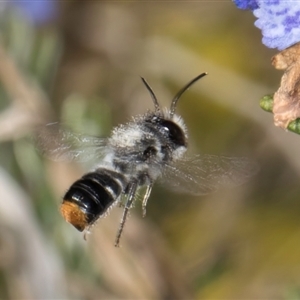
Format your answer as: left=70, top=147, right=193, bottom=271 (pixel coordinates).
left=106, top=110, right=188, bottom=185
left=110, top=111, right=187, bottom=154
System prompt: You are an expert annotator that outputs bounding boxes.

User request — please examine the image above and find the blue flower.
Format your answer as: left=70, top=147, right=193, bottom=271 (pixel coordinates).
left=233, top=0, right=300, bottom=50
left=233, top=0, right=258, bottom=10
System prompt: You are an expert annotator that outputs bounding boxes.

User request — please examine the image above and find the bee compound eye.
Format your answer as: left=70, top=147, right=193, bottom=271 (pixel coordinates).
left=160, top=120, right=186, bottom=147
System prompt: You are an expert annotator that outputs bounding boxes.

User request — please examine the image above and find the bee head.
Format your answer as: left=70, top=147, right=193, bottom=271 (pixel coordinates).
left=141, top=73, right=207, bottom=150
left=144, top=114, right=187, bottom=149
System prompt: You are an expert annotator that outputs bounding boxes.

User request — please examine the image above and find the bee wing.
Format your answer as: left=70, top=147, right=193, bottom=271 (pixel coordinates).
left=160, top=154, right=258, bottom=195
left=34, top=123, right=108, bottom=162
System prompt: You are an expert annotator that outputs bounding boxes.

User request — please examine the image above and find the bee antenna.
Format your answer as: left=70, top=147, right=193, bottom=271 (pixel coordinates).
left=170, top=72, right=208, bottom=118
left=141, top=77, right=160, bottom=113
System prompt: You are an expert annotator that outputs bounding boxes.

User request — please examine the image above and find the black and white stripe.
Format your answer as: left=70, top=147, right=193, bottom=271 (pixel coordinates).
left=63, top=168, right=127, bottom=230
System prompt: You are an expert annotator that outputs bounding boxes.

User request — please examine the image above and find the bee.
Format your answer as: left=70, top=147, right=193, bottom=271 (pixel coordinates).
left=36, top=73, right=257, bottom=247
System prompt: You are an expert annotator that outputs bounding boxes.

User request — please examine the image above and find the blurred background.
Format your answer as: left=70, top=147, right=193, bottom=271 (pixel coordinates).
left=0, top=1, right=300, bottom=299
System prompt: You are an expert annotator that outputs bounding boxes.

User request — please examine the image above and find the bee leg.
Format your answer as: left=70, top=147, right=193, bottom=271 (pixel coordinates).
left=115, top=181, right=138, bottom=247
left=117, top=191, right=128, bottom=208
left=142, top=184, right=153, bottom=218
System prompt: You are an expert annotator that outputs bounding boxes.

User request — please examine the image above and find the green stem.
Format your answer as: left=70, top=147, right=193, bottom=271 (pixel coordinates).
left=259, top=94, right=300, bottom=135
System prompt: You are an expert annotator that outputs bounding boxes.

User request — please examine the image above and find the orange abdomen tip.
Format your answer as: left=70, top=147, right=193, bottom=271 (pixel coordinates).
left=60, top=200, right=88, bottom=232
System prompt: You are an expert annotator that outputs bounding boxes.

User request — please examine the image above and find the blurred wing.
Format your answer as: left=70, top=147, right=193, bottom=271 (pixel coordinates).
left=34, top=123, right=108, bottom=162
left=160, top=154, right=258, bottom=195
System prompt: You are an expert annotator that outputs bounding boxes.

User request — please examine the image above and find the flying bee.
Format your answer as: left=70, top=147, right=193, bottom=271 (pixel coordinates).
left=36, top=73, right=257, bottom=247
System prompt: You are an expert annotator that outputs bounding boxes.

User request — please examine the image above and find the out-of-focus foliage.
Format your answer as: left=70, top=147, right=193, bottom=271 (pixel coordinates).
left=0, top=1, right=300, bottom=299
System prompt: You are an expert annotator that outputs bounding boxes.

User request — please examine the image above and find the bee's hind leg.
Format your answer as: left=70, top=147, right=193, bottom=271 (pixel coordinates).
left=115, top=181, right=138, bottom=247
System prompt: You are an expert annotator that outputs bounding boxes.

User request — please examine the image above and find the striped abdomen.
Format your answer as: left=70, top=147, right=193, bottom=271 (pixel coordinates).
left=60, top=169, right=127, bottom=231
